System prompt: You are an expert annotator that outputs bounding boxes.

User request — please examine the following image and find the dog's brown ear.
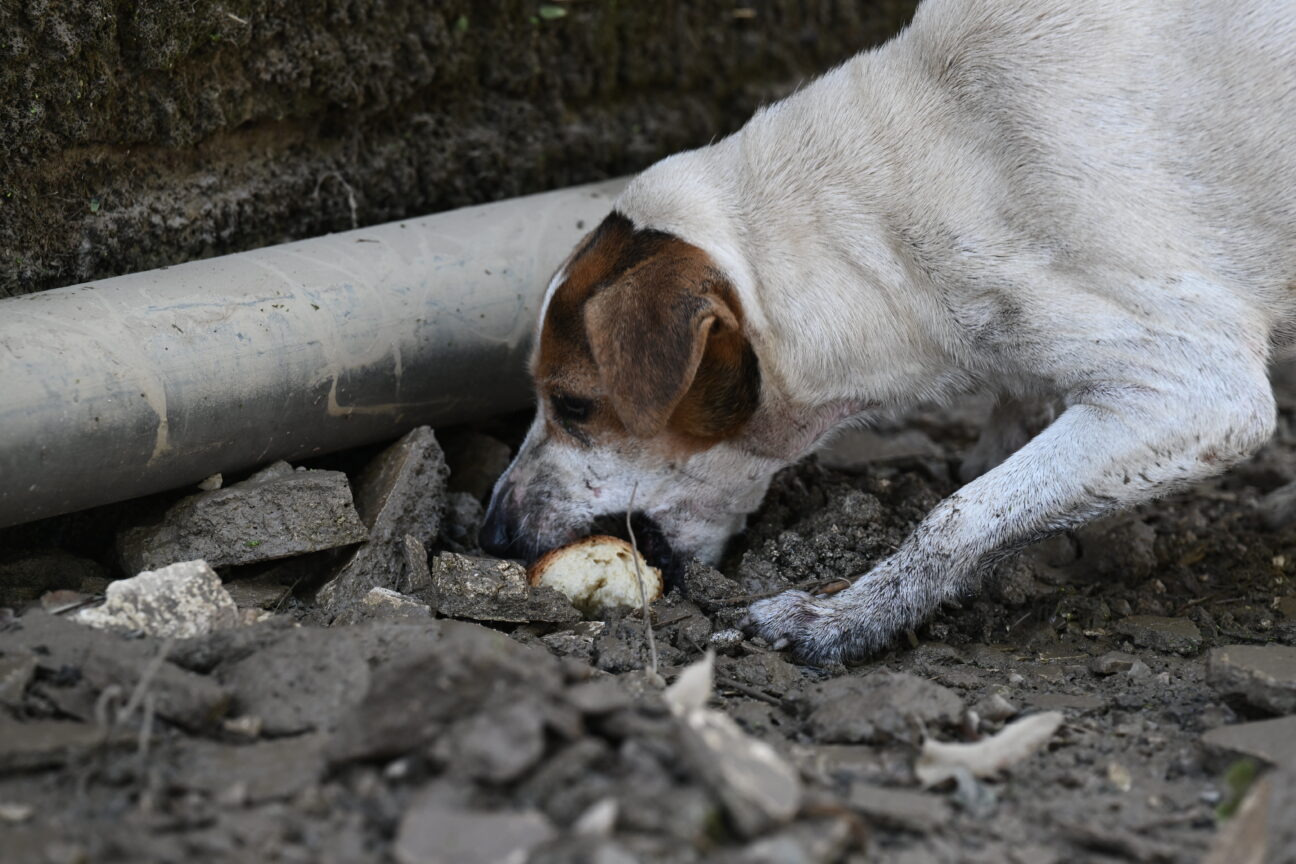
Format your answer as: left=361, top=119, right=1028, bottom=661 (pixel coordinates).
left=584, top=273, right=742, bottom=438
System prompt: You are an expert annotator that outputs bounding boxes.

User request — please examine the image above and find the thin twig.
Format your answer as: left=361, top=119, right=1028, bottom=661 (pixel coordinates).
left=714, top=673, right=784, bottom=707
left=626, top=483, right=659, bottom=679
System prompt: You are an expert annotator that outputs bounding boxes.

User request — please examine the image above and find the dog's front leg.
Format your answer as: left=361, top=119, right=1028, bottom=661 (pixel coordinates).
left=748, top=349, right=1276, bottom=664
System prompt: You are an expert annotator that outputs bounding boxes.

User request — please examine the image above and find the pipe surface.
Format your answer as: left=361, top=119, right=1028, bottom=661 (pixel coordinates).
left=0, top=178, right=628, bottom=529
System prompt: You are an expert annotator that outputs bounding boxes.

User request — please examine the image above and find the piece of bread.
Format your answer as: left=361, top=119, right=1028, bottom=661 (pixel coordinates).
left=528, top=535, right=663, bottom=614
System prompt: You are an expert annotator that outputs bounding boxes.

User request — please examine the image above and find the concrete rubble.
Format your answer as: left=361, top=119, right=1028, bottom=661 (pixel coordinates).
left=1207, top=644, right=1296, bottom=715
left=1113, top=615, right=1203, bottom=655
left=315, top=426, right=449, bottom=614
left=414, top=551, right=579, bottom=625
left=76, top=559, right=240, bottom=639
left=118, top=461, right=368, bottom=572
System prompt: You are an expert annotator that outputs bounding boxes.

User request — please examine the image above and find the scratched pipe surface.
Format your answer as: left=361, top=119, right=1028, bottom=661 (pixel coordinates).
left=0, top=178, right=628, bottom=529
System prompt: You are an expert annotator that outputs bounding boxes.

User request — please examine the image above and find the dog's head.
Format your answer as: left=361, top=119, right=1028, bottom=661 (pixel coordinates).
left=479, top=210, right=785, bottom=578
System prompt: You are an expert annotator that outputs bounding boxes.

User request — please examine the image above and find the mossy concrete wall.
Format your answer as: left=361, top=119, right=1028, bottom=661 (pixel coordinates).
left=1, top=1, right=917, bottom=298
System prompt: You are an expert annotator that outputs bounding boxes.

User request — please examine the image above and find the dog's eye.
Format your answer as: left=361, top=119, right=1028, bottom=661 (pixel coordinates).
left=551, top=393, right=594, bottom=424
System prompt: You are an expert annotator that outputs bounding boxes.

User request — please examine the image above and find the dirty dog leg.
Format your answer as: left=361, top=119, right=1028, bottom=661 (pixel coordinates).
left=959, top=397, right=1057, bottom=484
left=748, top=354, right=1275, bottom=664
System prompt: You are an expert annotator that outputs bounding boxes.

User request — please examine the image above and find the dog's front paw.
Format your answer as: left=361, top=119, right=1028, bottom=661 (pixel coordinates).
left=745, top=589, right=886, bottom=665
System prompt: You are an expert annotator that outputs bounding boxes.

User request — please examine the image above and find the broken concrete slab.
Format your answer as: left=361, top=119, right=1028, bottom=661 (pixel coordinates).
left=222, top=574, right=292, bottom=611
left=80, top=647, right=232, bottom=731
left=76, top=560, right=240, bottom=639
left=417, top=551, right=578, bottom=625
left=1207, top=644, right=1296, bottom=715
left=394, top=796, right=556, bottom=864
left=332, top=587, right=432, bottom=626
left=1202, top=716, right=1296, bottom=769
left=1114, top=616, right=1203, bottom=655
left=118, top=466, right=367, bottom=572
left=800, top=672, right=963, bottom=745
left=315, top=427, right=449, bottom=614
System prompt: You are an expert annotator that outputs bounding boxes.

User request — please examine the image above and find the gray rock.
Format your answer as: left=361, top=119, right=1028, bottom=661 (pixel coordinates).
left=1, top=612, right=231, bottom=730
left=1114, top=616, right=1203, bottom=655
left=0, top=716, right=133, bottom=772
left=394, top=795, right=556, bottom=864
left=1202, top=716, right=1296, bottom=769
left=217, top=627, right=375, bottom=736
left=1259, top=481, right=1296, bottom=531
left=316, top=427, right=449, bottom=612
left=565, top=679, right=633, bottom=715
left=683, top=561, right=743, bottom=603
left=440, top=491, right=487, bottom=552
left=76, top=560, right=240, bottom=639
left=1208, top=644, right=1296, bottom=714
left=1090, top=651, right=1139, bottom=676
left=328, top=620, right=565, bottom=764
left=169, top=735, right=327, bottom=803
left=118, top=466, right=367, bottom=572
left=847, top=782, right=951, bottom=832
left=223, top=574, right=292, bottom=611
left=432, top=698, right=547, bottom=783
left=420, top=551, right=579, bottom=625
left=971, top=693, right=1018, bottom=723
left=0, top=651, right=37, bottom=710
left=735, top=817, right=853, bottom=864
left=800, top=672, right=963, bottom=744
left=332, top=587, right=432, bottom=626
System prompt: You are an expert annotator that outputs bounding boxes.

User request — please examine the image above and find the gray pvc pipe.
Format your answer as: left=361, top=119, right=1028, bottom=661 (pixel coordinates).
left=0, top=178, right=628, bottom=529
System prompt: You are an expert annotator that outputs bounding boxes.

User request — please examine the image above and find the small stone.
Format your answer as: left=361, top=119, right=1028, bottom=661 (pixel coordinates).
left=1090, top=651, right=1138, bottom=676
left=76, top=560, right=240, bottom=639
left=737, top=817, right=853, bottom=864
left=710, top=627, right=746, bottom=655
left=422, top=552, right=578, bottom=625
left=1202, top=716, right=1296, bottom=769
left=118, top=467, right=367, bottom=572
left=1027, top=692, right=1106, bottom=713
left=394, top=797, right=556, bottom=864
left=1114, top=616, right=1202, bottom=654
left=682, top=561, right=742, bottom=602
left=315, top=427, right=449, bottom=613
left=565, top=679, right=632, bottom=715
left=197, top=473, right=223, bottom=491
left=847, top=782, right=950, bottom=832
left=333, top=587, right=432, bottom=626
left=972, top=694, right=1018, bottom=723
left=800, top=672, right=963, bottom=744
left=0, top=803, right=33, bottom=822
left=1208, top=644, right=1296, bottom=714
left=1126, top=660, right=1152, bottom=679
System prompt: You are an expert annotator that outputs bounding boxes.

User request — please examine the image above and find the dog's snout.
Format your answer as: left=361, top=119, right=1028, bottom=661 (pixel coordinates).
left=479, top=499, right=520, bottom=559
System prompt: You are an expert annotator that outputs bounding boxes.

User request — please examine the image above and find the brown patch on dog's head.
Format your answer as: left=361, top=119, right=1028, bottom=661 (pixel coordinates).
left=536, top=212, right=760, bottom=447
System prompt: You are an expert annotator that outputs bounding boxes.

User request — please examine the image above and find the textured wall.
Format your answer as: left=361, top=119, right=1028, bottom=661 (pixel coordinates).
left=1, top=0, right=917, bottom=297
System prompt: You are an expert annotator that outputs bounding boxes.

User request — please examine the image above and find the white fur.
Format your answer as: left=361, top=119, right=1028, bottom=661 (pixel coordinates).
left=495, top=0, right=1296, bottom=663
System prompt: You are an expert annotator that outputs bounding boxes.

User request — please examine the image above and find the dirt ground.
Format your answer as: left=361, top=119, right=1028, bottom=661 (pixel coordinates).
left=2, top=377, right=1296, bottom=862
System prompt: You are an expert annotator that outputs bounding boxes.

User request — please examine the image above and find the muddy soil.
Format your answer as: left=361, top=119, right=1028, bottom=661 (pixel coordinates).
left=2, top=382, right=1296, bottom=862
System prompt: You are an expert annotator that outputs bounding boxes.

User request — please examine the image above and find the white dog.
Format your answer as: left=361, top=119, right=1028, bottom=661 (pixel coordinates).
left=481, top=0, right=1296, bottom=663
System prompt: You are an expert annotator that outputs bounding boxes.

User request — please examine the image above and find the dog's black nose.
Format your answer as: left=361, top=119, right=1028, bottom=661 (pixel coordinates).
left=479, top=499, right=521, bottom=559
